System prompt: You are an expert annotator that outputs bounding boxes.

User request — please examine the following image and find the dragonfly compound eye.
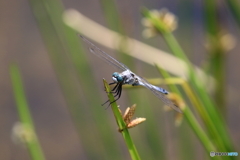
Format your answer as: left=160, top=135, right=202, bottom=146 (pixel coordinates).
left=112, top=72, right=123, bottom=82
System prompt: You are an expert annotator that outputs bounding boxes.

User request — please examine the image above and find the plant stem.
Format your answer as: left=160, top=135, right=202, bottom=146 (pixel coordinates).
left=10, top=64, right=46, bottom=160
left=103, top=79, right=141, bottom=160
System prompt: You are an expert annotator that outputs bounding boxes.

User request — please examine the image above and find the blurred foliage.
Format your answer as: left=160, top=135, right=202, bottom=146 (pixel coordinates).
left=9, top=0, right=239, bottom=159
left=10, top=64, right=45, bottom=160
left=142, top=7, right=236, bottom=160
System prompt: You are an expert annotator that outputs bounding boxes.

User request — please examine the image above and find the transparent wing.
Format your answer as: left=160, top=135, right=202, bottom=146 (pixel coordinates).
left=135, top=75, right=182, bottom=113
left=80, top=35, right=129, bottom=71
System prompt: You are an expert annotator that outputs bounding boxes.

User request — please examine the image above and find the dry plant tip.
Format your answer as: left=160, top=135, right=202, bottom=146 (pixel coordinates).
left=118, top=104, right=146, bottom=132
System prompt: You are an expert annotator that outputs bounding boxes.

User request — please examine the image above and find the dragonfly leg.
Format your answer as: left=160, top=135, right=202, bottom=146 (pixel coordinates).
left=106, top=82, right=121, bottom=94
left=109, top=83, right=123, bottom=105
left=104, top=82, right=118, bottom=94
left=109, top=82, right=116, bottom=85
left=110, top=83, right=120, bottom=93
left=101, top=83, right=122, bottom=106
left=101, top=99, right=110, bottom=106
left=102, top=77, right=126, bottom=108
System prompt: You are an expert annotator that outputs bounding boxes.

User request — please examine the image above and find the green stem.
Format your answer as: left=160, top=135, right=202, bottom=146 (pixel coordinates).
left=203, top=0, right=226, bottom=113
left=103, top=79, right=141, bottom=160
left=10, top=64, right=45, bottom=160
left=225, top=0, right=240, bottom=29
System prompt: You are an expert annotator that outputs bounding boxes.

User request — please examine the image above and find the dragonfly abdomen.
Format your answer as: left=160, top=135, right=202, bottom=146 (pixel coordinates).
left=151, top=85, right=168, bottom=94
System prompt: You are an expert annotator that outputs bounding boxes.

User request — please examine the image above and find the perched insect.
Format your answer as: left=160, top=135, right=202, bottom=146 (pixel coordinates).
left=80, top=35, right=182, bottom=113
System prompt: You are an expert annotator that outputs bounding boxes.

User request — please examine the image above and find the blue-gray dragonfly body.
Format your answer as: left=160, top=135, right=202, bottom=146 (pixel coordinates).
left=80, top=35, right=182, bottom=113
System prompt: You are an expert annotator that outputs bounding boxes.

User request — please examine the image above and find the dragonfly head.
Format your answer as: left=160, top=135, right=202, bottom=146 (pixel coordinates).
left=112, top=72, right=123, bottom=82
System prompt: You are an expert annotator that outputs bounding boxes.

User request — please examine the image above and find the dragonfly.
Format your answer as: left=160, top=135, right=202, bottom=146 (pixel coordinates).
left=80, top=35, right=182, bottom=113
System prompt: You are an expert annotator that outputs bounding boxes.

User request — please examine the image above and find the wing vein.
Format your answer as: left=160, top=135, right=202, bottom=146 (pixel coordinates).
left=80, top=35, right=127, bottom=71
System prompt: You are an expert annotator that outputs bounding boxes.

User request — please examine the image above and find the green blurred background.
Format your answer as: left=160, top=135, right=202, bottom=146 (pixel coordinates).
left=1, top=0, right=240, bottom=160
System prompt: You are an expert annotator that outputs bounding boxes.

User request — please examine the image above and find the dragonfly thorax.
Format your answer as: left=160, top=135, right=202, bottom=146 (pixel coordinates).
left=112, top=71, right=138, bottom=85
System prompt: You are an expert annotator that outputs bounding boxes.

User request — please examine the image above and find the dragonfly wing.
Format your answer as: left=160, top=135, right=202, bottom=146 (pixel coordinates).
left=80, top=35, right=129, bottom=71
left=136, top=76, right=182, bottom=113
